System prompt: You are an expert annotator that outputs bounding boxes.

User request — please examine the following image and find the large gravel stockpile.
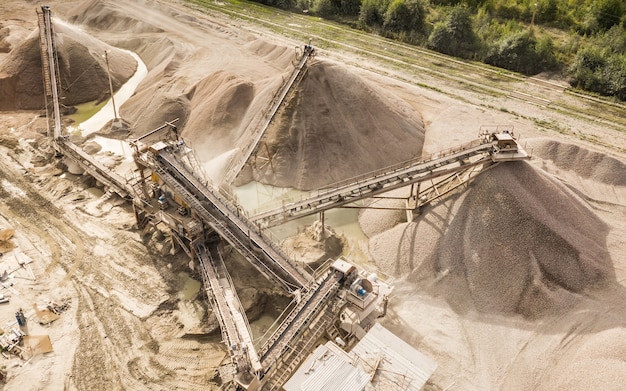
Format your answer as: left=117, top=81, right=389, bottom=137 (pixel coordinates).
left=370, top=161, right=613, bottom=317
left=257, top=60, right=425, bottom=190
left=530, top=137, right=626, bottom=185
left=0, top=19, right=135, bottom=110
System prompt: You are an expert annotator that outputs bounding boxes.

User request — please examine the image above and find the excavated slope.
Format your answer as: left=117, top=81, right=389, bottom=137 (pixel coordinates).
left=0, top=20, right=135, bottom=110
left=255, top=60, right=425, bottom=190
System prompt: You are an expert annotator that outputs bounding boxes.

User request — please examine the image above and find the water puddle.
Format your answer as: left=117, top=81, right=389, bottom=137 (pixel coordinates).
left=177, top=271, right=202, bottom=301
left=67, top=100, right=108, bottom=125
left=73, top=50, right=148, bottom=137
left=234, top=181, right=371, bottom=266
left=249, top=314, right=276, bottom=343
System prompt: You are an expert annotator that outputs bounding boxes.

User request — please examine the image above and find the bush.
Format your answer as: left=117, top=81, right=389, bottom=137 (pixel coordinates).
left=254, top=0, right=297, bottom=10
left=427, top=5, right=477, bottom=58
left=427, top=22, right=455, bottom=53
left=314, top=0, right=337, bottom=17
left=485, top=32, right=556, bottom=75
left=340, top=0, right=362, bottom=16
left=595, top=0, right=624, bottom=31
left=383, top=0, right=425, bottom=35
left=359, top=0, right=387, bottom=27
left=570, top=45, right=626, bottom=99
left=536, top=0, right=558, bottom=24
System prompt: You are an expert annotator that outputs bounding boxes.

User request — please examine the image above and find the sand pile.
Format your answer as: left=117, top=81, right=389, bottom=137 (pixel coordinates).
left=244, top=39, right=296, bottom=67
left=369, top=161, right=613, bottom=317
left=62, top=0, right=297, bottom=146
left=255, top=60, right=425, bottom=190
left=539, top=327, right=626, bottom=389
left=530, top=138, right=626, bottom=186
left=0, top=23, right=30, bottom=55
left=67, top=0, right=165, bottom=35
left=0, top=18, right=135, bottom=111
left=183, top=71, right=256, bottom=156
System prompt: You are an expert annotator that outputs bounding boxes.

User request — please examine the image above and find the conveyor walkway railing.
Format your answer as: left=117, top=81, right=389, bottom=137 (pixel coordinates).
left=197, top=243, right=262, bottom=373
left=153, top=151, right=313, bottom=290
left=258, top=270, right=340, bottom=369
left=57, top=140, right=133, bottom=198
left=37, top=6, right=62, bottom=140
left=250, top=139, right=494, bottom=228
left=224, top=46, right=315, bottom=184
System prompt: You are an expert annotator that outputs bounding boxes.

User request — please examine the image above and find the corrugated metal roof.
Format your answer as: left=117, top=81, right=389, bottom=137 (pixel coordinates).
left=283, top=344, right=369, bottom=391
left=350, top=323, right=437, bottom=391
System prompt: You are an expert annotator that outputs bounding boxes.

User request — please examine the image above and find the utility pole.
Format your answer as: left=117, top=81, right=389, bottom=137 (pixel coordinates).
left=529, top=2, right=538, bottom=38
left=104, top=50, right=118, bottom=120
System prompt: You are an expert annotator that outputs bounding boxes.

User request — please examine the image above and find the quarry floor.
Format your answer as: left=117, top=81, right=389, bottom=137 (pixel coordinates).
left=1, top=1, right=626, bottom=391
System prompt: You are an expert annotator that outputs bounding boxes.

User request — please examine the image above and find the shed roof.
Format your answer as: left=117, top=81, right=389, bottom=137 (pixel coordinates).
left=350, top=323, right=437, bottom=391
left=283, top=343, right=370, bottom=391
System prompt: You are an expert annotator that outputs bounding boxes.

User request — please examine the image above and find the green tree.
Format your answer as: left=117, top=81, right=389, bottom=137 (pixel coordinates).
left=570, top=43, right=626, bottom=99
left=382, top=0, right=425, bottom=34
left=314, top=0, right=337, bottom=17
left=595, top=0, right=624, bottom=31
left=359, top=0, right=386, bottom=27
left=427, top=6, right=477, bottom=57
left=448, top=6, right=477, bottom=50
left=340, top=0, right=362, bottom=15
left=255, top=0, right=296, bottom=10
left=485, top=32, right=556, bottom=75
left=428, top=22, right=456, bottom=53
left=384, top=0, right=411, bottom=32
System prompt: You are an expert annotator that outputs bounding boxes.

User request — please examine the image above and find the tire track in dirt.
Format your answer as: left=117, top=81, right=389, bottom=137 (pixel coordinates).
left=0, top=151, right=85, bottom=283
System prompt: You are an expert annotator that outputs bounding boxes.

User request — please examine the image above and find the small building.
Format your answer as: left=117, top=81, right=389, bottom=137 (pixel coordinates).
left=283, top=323, right=437, bottom=391
left=351, top=323, right=437, bottom=391
left=283, top=342, right=370, bottom=391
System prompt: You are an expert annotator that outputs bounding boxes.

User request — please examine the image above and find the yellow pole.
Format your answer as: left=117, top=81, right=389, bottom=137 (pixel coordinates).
left=104, top=50, right=118, bottom=120
left=529, top=3, right=538, bottom=38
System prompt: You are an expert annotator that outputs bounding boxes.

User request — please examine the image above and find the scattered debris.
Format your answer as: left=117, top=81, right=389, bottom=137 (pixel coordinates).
left=0, top=281, right=19, bottom=296
left=0, top=327, right=26, bottom=358
left=33, top=304, right=60, bottom=326
left=46, top=299, right=70, bottom=315
left=23, top=335, right=53, bottom=354
left=0, top=229, right=14, bottom=242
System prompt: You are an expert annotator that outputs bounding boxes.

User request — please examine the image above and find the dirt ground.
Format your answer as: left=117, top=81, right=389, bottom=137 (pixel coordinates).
left=0, top=0, right=625, bottom=390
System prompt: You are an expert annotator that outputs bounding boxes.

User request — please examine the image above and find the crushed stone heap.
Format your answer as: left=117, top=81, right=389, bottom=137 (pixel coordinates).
left=0, top=19, right=135, bottom=110
left=434, top=161, right=613, bottom=317
left=254, top=60, right=426, bottom=190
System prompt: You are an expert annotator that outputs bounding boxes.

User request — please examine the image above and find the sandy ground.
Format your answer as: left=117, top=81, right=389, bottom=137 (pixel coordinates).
left=0, top=0, right=625, bottom=390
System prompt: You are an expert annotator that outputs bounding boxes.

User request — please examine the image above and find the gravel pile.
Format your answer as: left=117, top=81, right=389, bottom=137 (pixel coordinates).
left=258, top=60, right=425, bottom=190
left=530, top=137, right=626, bottom=185
left=367, top=160, right=614, bottom=317
left=0, top=20, right=135, bottom=110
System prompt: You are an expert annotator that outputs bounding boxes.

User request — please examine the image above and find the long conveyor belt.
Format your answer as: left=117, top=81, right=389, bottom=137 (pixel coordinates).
left=258, top=270, right=340, bottom=369
left=58, top=140, right=133, bottom=198
left=197, top=243, right=262, bottom=373
left=250, top=140, right=494, bottom=228
left=154, top=151, right=313, bottom=290
left=224, top=45, right=315, bottom=184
